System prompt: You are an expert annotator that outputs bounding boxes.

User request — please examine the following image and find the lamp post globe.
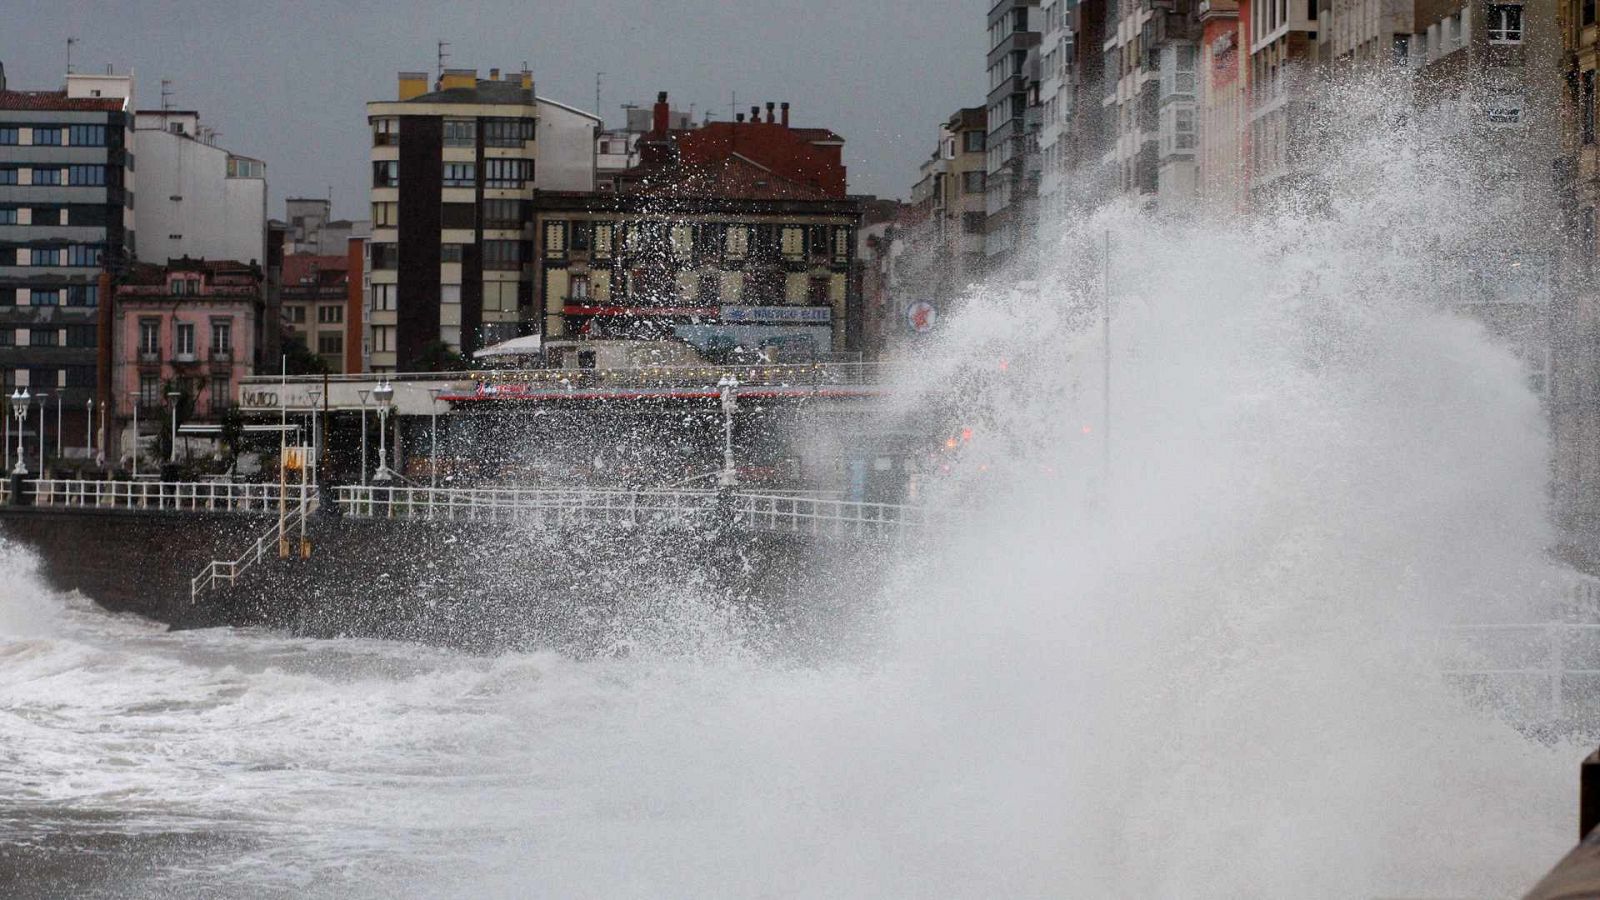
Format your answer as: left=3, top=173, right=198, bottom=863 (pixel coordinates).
left=10, top=388, right=29, bottom=476
left=372, top=380, right=396, bottom=483
left=716, top=375, right=738, bottom=489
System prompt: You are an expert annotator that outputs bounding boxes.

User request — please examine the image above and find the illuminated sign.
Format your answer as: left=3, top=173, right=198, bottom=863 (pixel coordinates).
left=720, top=306, right=832, bottom=324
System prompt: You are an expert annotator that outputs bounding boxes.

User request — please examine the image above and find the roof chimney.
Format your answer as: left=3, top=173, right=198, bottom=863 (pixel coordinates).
left=765, top=102, right=776, bottom=124
left=398, top=71, right=429, bottom=101
left=653, top=91, right=670, bottom=136
left=781, top=101, right=790, bottom=127
left=751, top=106, right=761, bottom=123
left=736, top=113, right=746, bottom=123
left=490, top=67, right=500, bottom=81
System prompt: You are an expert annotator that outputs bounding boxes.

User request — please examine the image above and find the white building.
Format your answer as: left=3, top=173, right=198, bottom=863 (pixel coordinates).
left=133, top=109, right=266, bottom=265
left=1037, top=0, right=1074, bottom=225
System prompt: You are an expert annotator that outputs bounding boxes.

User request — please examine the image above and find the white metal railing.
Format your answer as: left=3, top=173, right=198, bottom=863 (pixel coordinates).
left=189, top=495, right=316, bottom=604
left=1441, top=623, right=1600, bottom=725
left=25, top=479, right=290, bottom=513
left=337, top=485, right=719, bottom=527
left=335, top=485, right=932, bottom=538
left=729, top=492, right=936, bottom=538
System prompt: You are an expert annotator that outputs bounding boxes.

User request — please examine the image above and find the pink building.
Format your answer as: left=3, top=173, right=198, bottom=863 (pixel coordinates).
left=112, top=260, right=262, bottom=463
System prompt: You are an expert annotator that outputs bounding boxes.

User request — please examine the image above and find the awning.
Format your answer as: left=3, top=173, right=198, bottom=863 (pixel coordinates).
left=474, top=334, right=543, bottom=359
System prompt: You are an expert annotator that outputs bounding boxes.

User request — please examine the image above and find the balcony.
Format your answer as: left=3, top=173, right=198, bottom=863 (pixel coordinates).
left=137, top=349, right=161, bottom=365
left=173, top=351, right=197, bottom=364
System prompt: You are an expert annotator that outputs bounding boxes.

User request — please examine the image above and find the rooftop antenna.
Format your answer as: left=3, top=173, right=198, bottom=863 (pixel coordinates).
left=160, top=79, right=174, bottom=111
left=65, top=37, right=77, bottom=75
left=436, top=40, right=451, bottom=83
left=595, top=71, right=604, bottom=119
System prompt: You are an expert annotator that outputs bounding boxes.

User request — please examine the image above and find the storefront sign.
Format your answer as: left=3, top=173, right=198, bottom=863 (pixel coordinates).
left=721, top=305, right=832, bottom=324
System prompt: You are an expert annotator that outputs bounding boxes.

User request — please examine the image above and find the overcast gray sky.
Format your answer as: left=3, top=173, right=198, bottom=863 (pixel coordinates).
left=6, top=0, right=982, bottom=219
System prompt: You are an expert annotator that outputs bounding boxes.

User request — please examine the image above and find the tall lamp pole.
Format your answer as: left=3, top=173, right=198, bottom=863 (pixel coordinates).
left=34, top=390, right=48, bottom=476
left=357, top=388, right=370, bottom=487
left=55, top=394, right=61, bottom=458
left=130, top=392, right=140, bottom=478
left=306, top=388, right=323, bottom=485
left=427, top=387, right=442, bottom=490
left=372, top=379, right=395, bottom=483
left=10, top=388, right=30, bottom=476
left=85, top=397, right=94, bottom=461
left=716, top=374, right=739, bottom=489
left=166, top=391, right=182, bottom=465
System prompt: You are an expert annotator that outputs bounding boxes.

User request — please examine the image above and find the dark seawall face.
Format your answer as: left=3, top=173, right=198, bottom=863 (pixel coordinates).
left=0, top=508, right=887, bottom=655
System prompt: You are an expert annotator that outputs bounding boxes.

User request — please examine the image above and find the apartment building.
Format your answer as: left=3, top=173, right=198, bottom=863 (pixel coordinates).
left=1038, top=0, right=1075, bottom=222
left=365, top=67, right=600, bottom=371
left=281, top=253, right=350, bottom=371
left=986, top=0, right=1044, bottom=275
left=1198, top=1, right=1249, bottom=207
left=1101, top=1, right=1202, bottom=204
left=0, top=70, right=135, bottom=462
left=534, top=93, right=863, bottom=360
left=132, top=109, right=267, bottom=267
left=112, top=259, right=262, bottom=465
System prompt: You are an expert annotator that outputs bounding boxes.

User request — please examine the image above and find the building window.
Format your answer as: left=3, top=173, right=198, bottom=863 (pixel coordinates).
left=440, top=243, right=464, bottom=263
left=285, top=306, right=307, bottom=324
left=963, top=211, right=986, bottom=234
left=317, top=334, right=343, bottom=355
left=807, top=276, right=830, bottom=305
left=482, top=240, right=524, bottom=270
left=483, top=199, right=523, bottom=229
left=369, top=243, right=398, bottom=270
left=372, top=117, right=399, bottom=146
left=725, top=226, right=749, bottom=258
left=371, top=284, right=396, bottom=311
left=31, top=128, right=61, bottom=146
left=964, top=130, right=985, bottom=153
left=65, top=325, right=96, bottom=348
left=963, top=171, right=987, bottom=192
left=442, top=119, right=476, bottom=146
left=66, top=284, right=98, bottom=307
left=68, top=125, right=105, bottom=146
left=33, top=168, right=62, bottom=186
left=1486, top=4, right=1522, bottom=43
left=63, top=365, right=93, bottom=388
left=483, top=158, right=530, bottom=188
left=139, top=374, right=161, bottom=408
left=442, top=162, right=476, bottom=187
left=30, top=248, right=60, bottom=267
left=0, top=169, right=16, bottom=185
left=176, top=323, right=196, bottom=358
left=0, top=329, right=12, bottom=347
left=29, top=368, right=58, bottom=391
left=372, top=160, right=399, bottom=188
left=317, top=305, right=344, bottom=324
left=139, top=320, right=160, bottom=356
left=0, top=127, right=16, bottom=146
left=0, top=208, right=15, bottom=225
left=483, top=117, right=535, bottom=147
left=372, top=201, right=398, bottom=227
left=441, top=203, right=476, bottom=229
left=66, top=245, right=101, bottom=267
left=67, top=165, right=105, bottom=186
left=1587, top=0, right=1597, bottom=27
left=29, top=328, right=57, bottom=347
left=373, top=326, right=393, bottom=353
left=210, top=376, right=230, bottom=413
left=833, top=226, right=852, bottom=261
left=32, top=208, right=62, bottom=227
left=593, top=223, right=614, bottom=256
left=212, top=320, right=232, bottom=354
left=30, top=288, right=59, bottom=307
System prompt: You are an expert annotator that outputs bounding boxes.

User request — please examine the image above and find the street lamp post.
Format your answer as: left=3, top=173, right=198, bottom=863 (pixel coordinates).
left=166, top=391, right=182, bottom=465
left=372, top=380, right=395, bottom=483
left=85, top=397, right=94, bottom=461
left=716, top=374, right=739, bottom=489
left=34, top=391, right=47, bottom=476
left=130, top=393, right=140, bottom=478
left=54, top=394, right=61, bottom=458
left=427, top=387, right=442, bottom=490
left=306, top=388, right=323, bottom=485
left=10, top=389, right=29, bottom=476
left=357, top=388, right=370, bottom=487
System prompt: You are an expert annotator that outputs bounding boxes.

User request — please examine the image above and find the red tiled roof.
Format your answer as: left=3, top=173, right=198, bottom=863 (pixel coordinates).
left=626, top=154, right=831, bottom=201
left=0, top=90, right=124, bottom=112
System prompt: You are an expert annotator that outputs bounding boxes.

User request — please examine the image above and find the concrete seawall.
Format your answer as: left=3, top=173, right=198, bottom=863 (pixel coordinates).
left=0, top=508, right=887, bottom=652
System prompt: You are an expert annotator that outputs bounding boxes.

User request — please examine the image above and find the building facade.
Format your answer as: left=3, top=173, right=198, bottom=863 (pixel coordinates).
left=131, top=109, right=267, bottom=267
left=533, top=94, right=863, bottom=360
left=281, top=253, right=350, bottom=372
left=112, top=259, right=262, bottom=465
left=1102, top=1, right=1202, bottom=205
left=986, top=0, right=1044, bottom=275
left=0, top=71, right=135, bottom=463
left=365, top=67, right=600, bottom=371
